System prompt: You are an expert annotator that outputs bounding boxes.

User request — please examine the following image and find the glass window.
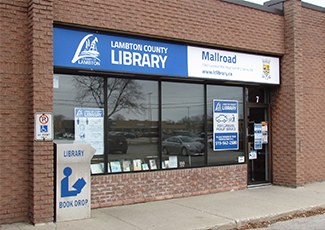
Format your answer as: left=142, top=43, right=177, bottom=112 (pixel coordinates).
left=246, top=87, right=269, bottom=104
left=53, top=74, right=105, bottom=172
left=207, top=85, right=244, bottom=165
left=162, top=82, right=205, bottom=168
left=106, top=79, right=159, bottom=172
left=54, top=73, right=247, bottom=173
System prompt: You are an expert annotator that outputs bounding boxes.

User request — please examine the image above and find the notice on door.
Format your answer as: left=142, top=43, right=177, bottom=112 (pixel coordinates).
left=262, top=121, right=268, bottom=144
left=213, top=100, right=239, bottom=151
left=254, top=123, right=262, bottom=150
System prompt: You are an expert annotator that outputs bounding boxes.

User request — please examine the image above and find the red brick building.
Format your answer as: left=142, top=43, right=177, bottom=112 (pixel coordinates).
left=1, top=0, right=325, bottom=225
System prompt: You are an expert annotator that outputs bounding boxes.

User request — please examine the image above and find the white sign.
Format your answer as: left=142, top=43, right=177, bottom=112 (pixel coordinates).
left=75, top=108, right=104, bottom=155
left=55, top=141, right=96, bottom=222
left=34, top=113, right=53, bottom=141
left=249, top=150, right=257, bottom=160
left=238, top=156, right=245, bottom=163
left=187, top=46, right=280, bottom=84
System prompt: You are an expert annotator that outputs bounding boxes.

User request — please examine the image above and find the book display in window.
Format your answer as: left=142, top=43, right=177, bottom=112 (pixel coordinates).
left=110, top=161, right=122, bottom=173
left=142, top=163, right=149, bottom=170
left=91, top=163, right=104, bottom=174
left=122, top=160, right=131, bottom=172
left=149, top=159, right=157, bottom=170
left=133, top=159, right=142, bottom=171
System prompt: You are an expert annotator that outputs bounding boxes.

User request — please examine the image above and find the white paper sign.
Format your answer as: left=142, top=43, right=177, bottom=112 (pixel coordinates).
left=249, top=150, right=257, bottom=160
left=75, top=108, right=104, bottom=155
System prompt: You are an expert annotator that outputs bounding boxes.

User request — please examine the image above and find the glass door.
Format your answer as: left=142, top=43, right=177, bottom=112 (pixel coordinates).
left=247, top=107, right=270, bottom=185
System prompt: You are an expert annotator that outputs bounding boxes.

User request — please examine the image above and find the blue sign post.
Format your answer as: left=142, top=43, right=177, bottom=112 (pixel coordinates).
left=213, top=100, right=239, bottom=151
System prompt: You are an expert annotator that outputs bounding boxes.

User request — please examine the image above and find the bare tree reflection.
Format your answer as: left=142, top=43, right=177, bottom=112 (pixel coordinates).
left=74, top=76, right=146, bottom=118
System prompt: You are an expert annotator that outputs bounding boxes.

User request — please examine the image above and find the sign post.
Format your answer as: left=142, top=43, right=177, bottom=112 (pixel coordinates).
left=55, top=141, right=96, bottom=222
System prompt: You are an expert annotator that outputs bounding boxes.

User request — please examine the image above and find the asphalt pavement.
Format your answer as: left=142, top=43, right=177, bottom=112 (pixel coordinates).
left=2, top=181, right=325, bottom=230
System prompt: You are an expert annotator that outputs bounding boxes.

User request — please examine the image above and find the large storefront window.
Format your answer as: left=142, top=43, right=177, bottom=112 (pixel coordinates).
left=207, top=85, right=245, bottom=165
left=162, top=82, right=205, bottom=168
left=54, top=74, right=247, bottom=173
left=106, top=79, right=159, bottom=172
left=53, top=74, right=103, bottom=142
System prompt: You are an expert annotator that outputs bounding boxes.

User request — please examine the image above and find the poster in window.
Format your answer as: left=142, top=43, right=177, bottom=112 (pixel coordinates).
left=213, top=100, right=239, bottom=151
left=74, top=108, right=104, bottom=155
left=254, top=123, right=262, bottom=150
left=169, top=156, right=178, bottom=168
left=110, top=161, right=122, bottom=173
left=133, top=159, right=142, bottom=171
left=262, top=122, right=268, bottom=144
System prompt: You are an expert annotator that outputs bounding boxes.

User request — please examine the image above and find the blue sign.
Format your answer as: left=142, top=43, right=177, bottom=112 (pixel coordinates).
left=54, top=27, right=188, bottom=77
left=40, top=125, right=48, bottom=133
left=213, top=100, right=239, bottom=151
left=254, top=123, right=262, bottom=150
left=61, top=167, right=86, bottom=198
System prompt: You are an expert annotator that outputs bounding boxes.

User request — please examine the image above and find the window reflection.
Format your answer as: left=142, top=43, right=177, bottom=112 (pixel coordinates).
left=53, top=74, right=247, bottom=173
left=53, top=74, right=104, bottom=141
left=162, top=82, right=205, bottom=168
left=54, top=74, right=105, bottom=173
left=106, top=80, right=159, bottom=172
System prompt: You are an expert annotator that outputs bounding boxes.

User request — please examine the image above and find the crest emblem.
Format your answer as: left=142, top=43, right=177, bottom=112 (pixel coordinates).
left=71, top=34, right=100, bottom=65
left=262, top=58, right=271, bottom=80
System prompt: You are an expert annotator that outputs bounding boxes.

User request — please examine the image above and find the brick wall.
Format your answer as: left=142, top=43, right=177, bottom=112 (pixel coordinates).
left=0, top=0, right=31, bottom=224
left=53, top=0, right=285, bottom=55
left=26, top=0, right=54, bottom=224
left=300, top=6, right=325, bottom=183
left=272, top=0, right=304, bottom=187
left=0, top=0, right=54, bottom=225
left=272, top=0, right=325, bottom=187
left=91, top=165, right=247, bottom=208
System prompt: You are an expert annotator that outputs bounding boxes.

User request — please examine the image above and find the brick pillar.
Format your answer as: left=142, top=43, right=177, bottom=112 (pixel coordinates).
left=272, top=0, right=304, bottom=187
left=27, top=0, right=54, bottom=224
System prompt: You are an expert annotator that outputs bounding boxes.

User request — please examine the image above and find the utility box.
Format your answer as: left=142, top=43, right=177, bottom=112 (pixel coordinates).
left=55, top=141, right=96, bottom=222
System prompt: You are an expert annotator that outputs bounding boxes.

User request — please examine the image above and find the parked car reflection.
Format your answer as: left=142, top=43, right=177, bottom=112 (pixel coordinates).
left=108, top=134, right=128, bottom=154
left=162, top=136, right=204, bottom=156
left=165, top=130, right=204, bottom=143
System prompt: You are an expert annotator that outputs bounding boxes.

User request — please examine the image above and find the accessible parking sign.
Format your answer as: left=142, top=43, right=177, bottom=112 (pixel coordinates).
left=213, top=100, right=239, bottom=151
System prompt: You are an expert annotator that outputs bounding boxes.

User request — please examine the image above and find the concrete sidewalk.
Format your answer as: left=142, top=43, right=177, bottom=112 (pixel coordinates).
left=2, top=181, right=325, bottom=230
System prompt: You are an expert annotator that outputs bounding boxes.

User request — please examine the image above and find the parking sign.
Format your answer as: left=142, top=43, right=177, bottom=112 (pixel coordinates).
left=35, top=113, right=53, bottom=141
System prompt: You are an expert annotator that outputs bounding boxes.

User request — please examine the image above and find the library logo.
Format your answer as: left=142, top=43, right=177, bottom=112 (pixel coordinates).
left=71, top=34, right=101, bottom=66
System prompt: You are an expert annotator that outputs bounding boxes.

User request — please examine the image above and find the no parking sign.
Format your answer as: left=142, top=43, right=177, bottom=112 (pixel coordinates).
left=34, top=113, right=53, bottom=141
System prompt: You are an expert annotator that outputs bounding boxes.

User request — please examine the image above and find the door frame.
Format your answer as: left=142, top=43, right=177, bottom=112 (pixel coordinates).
left=245, top=95, right=272, bottom=186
